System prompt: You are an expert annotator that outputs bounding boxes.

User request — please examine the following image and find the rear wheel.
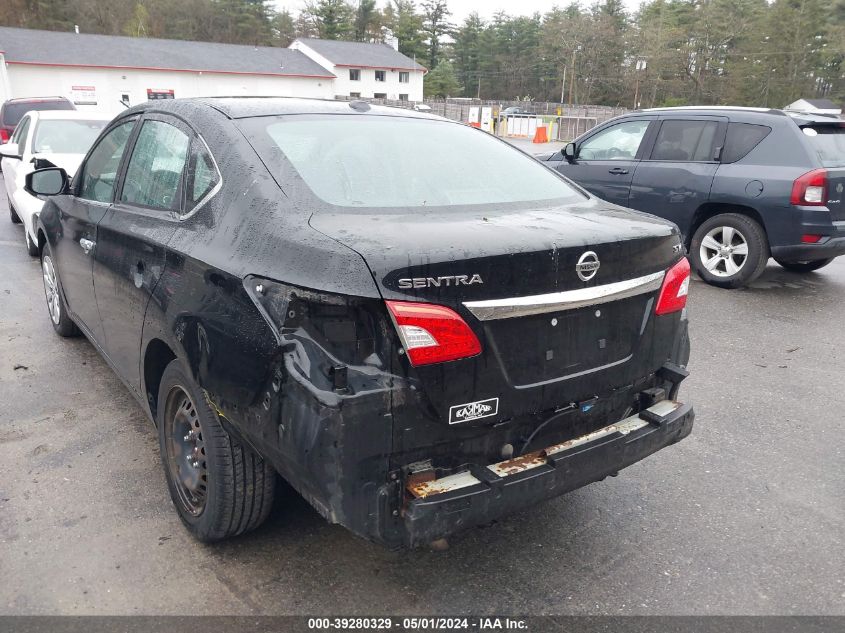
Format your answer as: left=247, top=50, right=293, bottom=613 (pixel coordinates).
left=157, top=360, right=276, bottom=542
left=775, top=258, right=834, bottom=273
left=41, top=243, right=80, bottom=337
left=690, top=213, right=768, bottom=288
left=9, top=201, right=21, bottom=224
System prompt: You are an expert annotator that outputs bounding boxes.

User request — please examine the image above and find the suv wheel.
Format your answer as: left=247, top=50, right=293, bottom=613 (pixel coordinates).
left=775, top=258, right=834, bottom=273
left=690, top=213, right=768, bottom=288
left=157, top=359, right=276, bottom=542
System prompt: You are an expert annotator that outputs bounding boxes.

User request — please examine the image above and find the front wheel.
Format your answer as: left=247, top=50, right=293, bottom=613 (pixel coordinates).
left=157, top=360, right=276, bottom=542
left=690, top=213, right=769, bottom=289
left=9, top=201, right=21, bottom=224
left=775, top=258, right=834, bottom=273
left=41, top=243, right=80, bottom=337
left=25, top=230, right=39, bottom=257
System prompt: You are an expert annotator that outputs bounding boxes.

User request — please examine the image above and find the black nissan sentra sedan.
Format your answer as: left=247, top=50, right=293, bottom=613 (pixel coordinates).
left=27, top=97, right=694, bottom=548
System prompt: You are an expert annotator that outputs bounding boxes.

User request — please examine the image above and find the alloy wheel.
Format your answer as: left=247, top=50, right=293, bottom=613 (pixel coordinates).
left=699, top=226, right=749, bottom=278
left=163, top=387, right=208, bottom=516
left=42, top=255, right=61, bottom=324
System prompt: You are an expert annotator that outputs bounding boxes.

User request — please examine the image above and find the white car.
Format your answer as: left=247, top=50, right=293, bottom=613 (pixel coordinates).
left=1, top=110, right=110, bottom=255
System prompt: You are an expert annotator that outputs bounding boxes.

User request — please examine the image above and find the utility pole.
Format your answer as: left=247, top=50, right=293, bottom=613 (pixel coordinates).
left=477, top=75, right=481, bottom=100
left=560, top=65, right=567, bottom=104
left=567, top=46, right=577, bottom=105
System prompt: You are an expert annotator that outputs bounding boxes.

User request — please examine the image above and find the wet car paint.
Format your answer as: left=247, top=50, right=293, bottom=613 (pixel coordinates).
left=36, top=97, right=693, bottom=548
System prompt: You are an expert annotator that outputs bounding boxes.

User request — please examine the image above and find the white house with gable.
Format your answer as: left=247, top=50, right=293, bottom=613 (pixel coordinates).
left=290, top=38, right=426, bottom=102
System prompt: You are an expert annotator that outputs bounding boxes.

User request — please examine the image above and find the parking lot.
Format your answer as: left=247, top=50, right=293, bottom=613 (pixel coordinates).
left=0, top=177, right=843, bottom=616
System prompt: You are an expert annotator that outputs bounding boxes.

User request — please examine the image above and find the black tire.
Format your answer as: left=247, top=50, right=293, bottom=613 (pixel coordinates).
left=690, top=213, right=769, bottom=289
left=157, top=359, right=276, bottom=542
left=775, top=258, right=834, bottom=273
left=40, top=242, right=81, bottom=337
left=9, top=201, right=21, bottom=224
left=25, top=230, right=39, bottom=257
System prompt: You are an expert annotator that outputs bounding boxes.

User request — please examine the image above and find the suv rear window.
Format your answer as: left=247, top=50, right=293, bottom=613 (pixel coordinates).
left=801, top=125, right=845, bottom=168
left=2, top=100, right=74, bottom=128
left=721, top=123, right=771, bottom=163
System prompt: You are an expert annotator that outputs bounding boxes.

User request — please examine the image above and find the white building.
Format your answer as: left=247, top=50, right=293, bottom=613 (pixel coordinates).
left=784, top=98, right=842, bottom=116
left=0, top=27, right=425, bottom=117
left=290, top=38, right=425, bottom=102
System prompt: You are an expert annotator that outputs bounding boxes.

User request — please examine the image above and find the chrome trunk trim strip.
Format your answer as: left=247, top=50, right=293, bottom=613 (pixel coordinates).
left=463, top=271, right=665, bottom=321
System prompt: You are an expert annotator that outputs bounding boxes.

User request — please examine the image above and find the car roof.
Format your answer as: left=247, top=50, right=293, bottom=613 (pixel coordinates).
left=126, top=96, right=445, bottom=121
left=29, top=110, right=113, bottom=121
left=3, top=96, right=71, bottom=104
left=636, top=105, right=843, bottom=126
left=641, top=106, right=778, bottom=114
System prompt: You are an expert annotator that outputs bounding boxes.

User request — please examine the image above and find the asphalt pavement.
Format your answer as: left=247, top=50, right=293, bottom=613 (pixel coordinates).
left=0, top=179, right=843, bottom=615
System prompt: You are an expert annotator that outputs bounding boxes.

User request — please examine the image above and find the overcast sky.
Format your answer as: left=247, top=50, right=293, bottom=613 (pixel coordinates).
left=271, top=0, right=645, bottom=23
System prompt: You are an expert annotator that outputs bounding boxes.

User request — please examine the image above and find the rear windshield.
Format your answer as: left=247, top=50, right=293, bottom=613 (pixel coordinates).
left=241, top=115, right=584, bottom=208
left=801, top=125, right=845, bottom=168
left=33, top=119, right=107, bottom=154
left=2, top=100, right=74, bottom=127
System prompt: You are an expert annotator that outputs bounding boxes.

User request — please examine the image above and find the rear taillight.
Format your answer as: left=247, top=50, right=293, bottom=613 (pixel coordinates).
left=655, top=258, right=690, bottom=316
left=386, top=300, right=481, bottom=367
left=0, top=129, right=9, bottom=143
left=791, top=169, right=827, bottom=206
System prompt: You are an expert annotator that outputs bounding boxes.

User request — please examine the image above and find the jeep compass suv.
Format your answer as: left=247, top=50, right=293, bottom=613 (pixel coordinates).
left=545, top=107, right=845, bottom=288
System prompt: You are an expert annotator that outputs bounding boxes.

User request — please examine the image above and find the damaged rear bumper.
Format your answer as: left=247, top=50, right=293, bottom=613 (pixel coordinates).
left=401, top=399, right=694, bottom=548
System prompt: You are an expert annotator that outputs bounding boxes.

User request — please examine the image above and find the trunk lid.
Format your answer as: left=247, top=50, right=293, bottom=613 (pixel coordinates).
left=310, top=198, right=683, bottom=424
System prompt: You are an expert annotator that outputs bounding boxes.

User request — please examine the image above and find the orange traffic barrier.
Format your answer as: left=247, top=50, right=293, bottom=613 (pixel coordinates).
left=532, top=126, right=548, bottom=143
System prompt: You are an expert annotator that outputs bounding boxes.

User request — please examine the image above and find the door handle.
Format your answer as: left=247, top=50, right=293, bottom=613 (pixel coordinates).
left=79, top=238, right=95, bottom=254
left=608, top=167, right=629, bottom=175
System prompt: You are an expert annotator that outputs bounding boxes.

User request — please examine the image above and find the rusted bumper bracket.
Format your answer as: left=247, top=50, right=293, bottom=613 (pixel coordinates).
left=402, top=400, right=694, bottom=547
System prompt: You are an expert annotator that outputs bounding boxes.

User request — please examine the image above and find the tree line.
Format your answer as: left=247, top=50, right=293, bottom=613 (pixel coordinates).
left=1, top=0, right=843, bottom=108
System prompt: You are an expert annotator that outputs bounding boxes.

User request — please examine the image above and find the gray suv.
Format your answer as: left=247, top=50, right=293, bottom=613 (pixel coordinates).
left=543, top=106, right=845, bottom=288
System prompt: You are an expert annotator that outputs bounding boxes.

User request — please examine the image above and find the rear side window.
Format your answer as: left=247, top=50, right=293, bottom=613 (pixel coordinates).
left=185, top=142, right=220, bottom=211
left=651, top=120, right=718, bottom=162
left=722, top=123, right=771, bottom=163
left=801, top=125, right=845, bottom=168
left=120, top=120, right=190, bottom=210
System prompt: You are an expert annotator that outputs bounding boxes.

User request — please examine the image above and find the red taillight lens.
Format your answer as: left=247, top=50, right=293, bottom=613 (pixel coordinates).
left=801, top=234, right=823, bottom=244
left=655, top=258, right=690, bottom=316
left=0, top=129, right=10, bottom=143
left=790, top=168, right=827, bottom=206
left=385, top=300, right=481, bottom=367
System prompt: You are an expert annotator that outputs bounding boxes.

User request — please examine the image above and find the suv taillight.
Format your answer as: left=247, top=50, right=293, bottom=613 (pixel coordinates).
left=655, top=258, right=690, bottom=316
left=0, top=129, right=10, bottom=143
left=791, top=169, right=827, bottom=206
left=386, top=300, right=481, bottom=367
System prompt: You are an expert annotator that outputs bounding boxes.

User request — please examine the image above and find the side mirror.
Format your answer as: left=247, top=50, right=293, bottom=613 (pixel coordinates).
left=563, top=142, right=576, bottom=162
left=25, top=167, right=69, bottom=197
left=0, top=142, right=21, bottom=160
